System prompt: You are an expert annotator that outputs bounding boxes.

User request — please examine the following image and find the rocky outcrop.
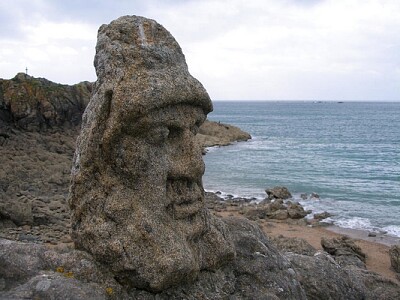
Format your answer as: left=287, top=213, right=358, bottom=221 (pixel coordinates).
left=244, top=199, right=310, bottom=221
left=0, top=217, right=307, bottom=299
left=266, top=186, right=292, bottom=200
left=286, top=251, right=400, bottom=300
left=390, top=245, right=400, bottom=273
left=0, top=73, right=92, bottom=131
left=1, top=14, right=399, bottom=300
left=270, top=235, right=317, bottom=256
left=196, top=119, right=251, bottom=148
left=321, top=235, right=367, bottom=269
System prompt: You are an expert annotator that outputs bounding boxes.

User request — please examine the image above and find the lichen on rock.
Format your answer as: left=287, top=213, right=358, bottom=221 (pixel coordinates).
left=68, top=15, right=234, bottom=292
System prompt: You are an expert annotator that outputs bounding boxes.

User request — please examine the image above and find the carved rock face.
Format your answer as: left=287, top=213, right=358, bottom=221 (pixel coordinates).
left=68, top=15, right=234, bottom=292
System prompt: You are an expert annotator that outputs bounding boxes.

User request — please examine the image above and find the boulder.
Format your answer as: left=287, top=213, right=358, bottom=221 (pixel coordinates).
left=321, top=236, right=366, bottom=269
left=270, top=235, right=317, bottom=256
left=0, top=199, right=33, bottom=226
left=287, top=202, right=308, bottom=219
left=286, top=251, right=365, bottom=299
left=244, top=197, right=310, bottom=221
left=310, top=192, right=320, bottom=199
left=0, top=217, right=308, bottom=299
left=266, top=186, right=292, bottom=200
left=69, top=15, right=235, bottom=292
left=314, top=211, right=332, bottom=221
left=0, top=239, right=121, bottom=299
left=389, top=245, right=400, bottom=273
left=287, top=251, right=400, bottom=300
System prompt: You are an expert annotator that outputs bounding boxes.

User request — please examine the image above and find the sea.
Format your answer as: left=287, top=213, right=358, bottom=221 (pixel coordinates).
left=203, top=101, right=400, bottom=238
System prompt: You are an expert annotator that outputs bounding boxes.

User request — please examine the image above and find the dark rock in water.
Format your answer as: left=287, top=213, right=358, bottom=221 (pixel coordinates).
left=310, top=192, right=320, bottom=199
left=314, top=211, right=332, bottom=221
left=300, top=193, right=308, bottom=200
left=321, top=236, right=366, bottom=269
left=390, top=245, right=400, bottom=273
left=266, top=186, right=292, bottom=200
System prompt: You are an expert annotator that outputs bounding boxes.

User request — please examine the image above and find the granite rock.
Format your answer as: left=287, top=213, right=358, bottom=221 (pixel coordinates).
left=0, top=73, right=91, bottom=131
left=69, top=15, right=234, bottom=292
left=266, top=186, right=292, bottom=200
left=288, top=250, right=400, bottom=300
left=321, top=235, right=366, bottom=269
left=390, top=245, right=400, bottom=273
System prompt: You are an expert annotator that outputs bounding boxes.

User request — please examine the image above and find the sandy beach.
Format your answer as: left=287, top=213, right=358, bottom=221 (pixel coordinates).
left=212, top=208, right=400, bottom=284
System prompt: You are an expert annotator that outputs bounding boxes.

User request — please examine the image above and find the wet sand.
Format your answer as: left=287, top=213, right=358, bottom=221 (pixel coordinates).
left=214, top=209, right=400, bottom=284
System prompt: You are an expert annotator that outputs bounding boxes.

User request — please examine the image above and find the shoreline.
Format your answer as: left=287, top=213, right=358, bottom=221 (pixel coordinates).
left=206, top=192, right=400, bottom=284
left=325, top=225, right=400, bottom=247
left=204, top=188, right=400, bottom=242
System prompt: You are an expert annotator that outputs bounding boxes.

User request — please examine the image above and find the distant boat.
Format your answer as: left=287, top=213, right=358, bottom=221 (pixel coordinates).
left=337, top=101, right=344, bottom=104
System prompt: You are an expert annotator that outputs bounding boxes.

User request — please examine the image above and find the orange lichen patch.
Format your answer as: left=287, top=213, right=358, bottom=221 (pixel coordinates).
left=105, top=287, right=113, bottom=295
left=64, top=272, right=74, bottom=278
left=56, top=266, right=65, bottom=273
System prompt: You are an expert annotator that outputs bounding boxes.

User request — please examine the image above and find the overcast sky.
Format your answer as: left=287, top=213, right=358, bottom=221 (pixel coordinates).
left=1, top=0, right=399, bottom=101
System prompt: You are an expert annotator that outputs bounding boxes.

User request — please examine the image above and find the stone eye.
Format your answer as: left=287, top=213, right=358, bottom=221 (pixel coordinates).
left=145, top=127, right=169, bottom=145
left=167, top=126, right=182, bottom=139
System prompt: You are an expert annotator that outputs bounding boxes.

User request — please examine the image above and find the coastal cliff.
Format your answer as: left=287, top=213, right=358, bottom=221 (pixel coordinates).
left=0, top=74, right=251, bottom=148
left=197, top=119, right=251, bottom=148
left=0, top=73, right=91, bottom=131
left=0, top=73, right=252, bottom=241
left=0, top=14, right=399, bottom=298
left=0, top=74, right=399, bottom=299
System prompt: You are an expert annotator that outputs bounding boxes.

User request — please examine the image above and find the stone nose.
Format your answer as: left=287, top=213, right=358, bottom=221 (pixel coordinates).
left=167, top=129, right=205, bottom=180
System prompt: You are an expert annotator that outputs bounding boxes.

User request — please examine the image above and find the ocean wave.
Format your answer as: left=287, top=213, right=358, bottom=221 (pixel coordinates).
left=333, top=217, right=375, bottom=232
left=382, top=225, right=400, bottom=237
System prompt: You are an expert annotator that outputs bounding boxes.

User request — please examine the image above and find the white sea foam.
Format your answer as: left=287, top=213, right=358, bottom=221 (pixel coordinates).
left=334, top=217, right=374, bottom=231
left=382, top=225, right=400, bottom=238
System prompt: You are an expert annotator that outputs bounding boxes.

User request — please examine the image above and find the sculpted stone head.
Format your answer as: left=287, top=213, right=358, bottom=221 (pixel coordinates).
left=68, top=16, right=234, bottom=292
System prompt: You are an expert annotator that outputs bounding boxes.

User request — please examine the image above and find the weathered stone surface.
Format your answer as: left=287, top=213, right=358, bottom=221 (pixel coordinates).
left=321, top=236, right=366, bottom=268
left=0, top=73, right=92, bottom=131
left=287, top=251, right=400, bottom=300
left=270, top=235, right=317, bottom=256
left=0, top=239, right=120, bottom=299
left=314, top=211, right=332, bottom=221
left=266, top=186, right=292, bottom=200
left=286, top=251, right=365, bottom=300
left=196, top=120, right=251, bottom=148
left=244, top=198, right=310, bottom=221
left=0, top=217, right=308, bottom=299
left=126, top=217, right=307, bottom=299
left=69, top=15, right=234, bottom=292
left=390, top=245, right=400, bottom=273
